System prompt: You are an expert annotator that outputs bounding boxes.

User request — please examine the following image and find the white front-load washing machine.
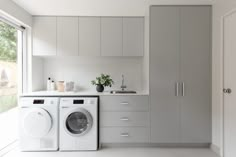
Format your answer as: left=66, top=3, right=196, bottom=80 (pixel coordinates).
left=59, top=97, right=98, bottom=151
left=19, top=97, right=59, bottom=151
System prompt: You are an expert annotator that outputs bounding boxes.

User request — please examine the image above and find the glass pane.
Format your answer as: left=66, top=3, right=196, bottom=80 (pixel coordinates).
left=0, top=20, right=19, bottom=150
left=66, top=112, right=88, bottom=134
left=0, top=20, right=18, bottom=113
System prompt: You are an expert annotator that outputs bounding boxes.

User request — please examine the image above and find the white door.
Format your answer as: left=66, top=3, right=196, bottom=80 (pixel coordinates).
left=223, top=11, right=236, bottom=157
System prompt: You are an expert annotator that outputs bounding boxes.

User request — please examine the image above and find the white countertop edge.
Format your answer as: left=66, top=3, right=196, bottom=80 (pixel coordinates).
left=20, top=90, right=149, bottom=97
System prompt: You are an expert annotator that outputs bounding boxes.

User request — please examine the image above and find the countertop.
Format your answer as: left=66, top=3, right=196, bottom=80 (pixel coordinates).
left=20, top=90, right=149, bottom=97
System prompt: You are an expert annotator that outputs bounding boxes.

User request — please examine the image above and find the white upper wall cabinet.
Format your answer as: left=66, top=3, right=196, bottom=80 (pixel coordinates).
left=33, top=17, right=57, bottom=56
left=101, top=17, right=123, bottom=56
left=32, top=16, right=144, bottom=57
left=123, top=17, right=144, bottom=56
left=79, top=17, right=101, bottom=56
left=57, top=17, right=79, bottom=56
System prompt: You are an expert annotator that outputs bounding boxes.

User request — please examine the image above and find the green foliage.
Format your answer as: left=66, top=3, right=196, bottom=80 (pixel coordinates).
left=0, top=21, right=17, bottom=62
left=91, top=74, right=114, bottom=87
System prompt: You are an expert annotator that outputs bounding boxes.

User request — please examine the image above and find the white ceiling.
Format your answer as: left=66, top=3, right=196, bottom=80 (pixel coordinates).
left=11, top=0, right=146, bottom=16
left=11, top=0, right=214, bottom=16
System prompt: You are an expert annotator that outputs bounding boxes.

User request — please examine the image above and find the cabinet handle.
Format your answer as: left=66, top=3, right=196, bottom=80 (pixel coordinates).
left=182, top=82, right=185, bottom=96
left=175, top=82, right=179, bottom=96
left=120, top=133, right=129, bottom=137
left=120, top=102, right=129, bottom=105
left=120, top=117, right=129, bottom=121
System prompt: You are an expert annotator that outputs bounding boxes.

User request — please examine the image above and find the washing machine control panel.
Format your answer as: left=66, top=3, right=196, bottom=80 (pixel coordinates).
left=73, top=100, right=84, bottom=104
left=73, top=99, right=95, bottom=104
left=33, top=99, right=44, bottom=104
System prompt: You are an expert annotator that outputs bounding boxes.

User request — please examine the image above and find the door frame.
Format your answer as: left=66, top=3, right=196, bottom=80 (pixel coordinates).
left=222, top=8, right=236, bottom=157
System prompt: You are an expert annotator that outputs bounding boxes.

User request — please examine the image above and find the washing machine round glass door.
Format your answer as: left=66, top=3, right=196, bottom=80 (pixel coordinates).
left=23, top=108, right=52, bottom=138
left=65, top=108, right=93, bottom=136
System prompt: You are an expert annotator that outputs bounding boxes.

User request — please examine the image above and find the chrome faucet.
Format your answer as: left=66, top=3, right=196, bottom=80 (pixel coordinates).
left=120, top=75, right=127, bottom=91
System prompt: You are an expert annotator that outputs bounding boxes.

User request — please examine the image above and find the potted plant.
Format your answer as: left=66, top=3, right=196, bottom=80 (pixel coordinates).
left=91, top=74, right=114, bottom=92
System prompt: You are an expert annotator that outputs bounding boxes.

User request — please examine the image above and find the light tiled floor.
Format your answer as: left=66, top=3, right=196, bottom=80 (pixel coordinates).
left=3, top=147, right=219, bottom=157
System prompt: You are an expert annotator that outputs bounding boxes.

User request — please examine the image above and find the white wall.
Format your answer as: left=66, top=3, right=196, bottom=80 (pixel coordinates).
left=0, top=0, right=32, bottom=27
left=212, top=0, right=236, bottom=155
left=34, top=57, right=144, bottom=92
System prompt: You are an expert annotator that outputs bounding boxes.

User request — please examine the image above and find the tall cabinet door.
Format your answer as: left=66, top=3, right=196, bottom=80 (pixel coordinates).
left=150, top=6, right=181, bottom=143
left=180, top=6, right=211, bottom=143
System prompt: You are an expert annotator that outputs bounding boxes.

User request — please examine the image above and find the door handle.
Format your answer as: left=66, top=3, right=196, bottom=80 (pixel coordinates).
left=223, top=88, right=232, bottom=94
left=120, top=133, right=129, bottom=137
left=175, top=82, right=179, bottom=96
left=182, top=82, right=185, bottom=96
left=120, top=117, right=129, bottom=121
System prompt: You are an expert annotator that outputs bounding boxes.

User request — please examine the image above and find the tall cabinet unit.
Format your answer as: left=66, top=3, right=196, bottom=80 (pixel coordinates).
left=150, top=6, right=211, bottom=144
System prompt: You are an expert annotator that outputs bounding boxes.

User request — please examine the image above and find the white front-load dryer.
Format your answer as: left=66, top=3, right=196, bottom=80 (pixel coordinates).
left=19, top=97, right=59, bottom=151
left=59, top=97, right=98, bottom=151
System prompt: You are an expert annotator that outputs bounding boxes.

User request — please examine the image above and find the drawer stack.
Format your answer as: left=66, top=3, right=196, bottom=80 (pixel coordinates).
left=100, top=96, right=150, bottom=143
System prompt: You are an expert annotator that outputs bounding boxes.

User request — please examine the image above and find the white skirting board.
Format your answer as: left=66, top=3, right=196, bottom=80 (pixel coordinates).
left=101, top=143, right=211, bottom=148
left=210, top=144, right=221, bottom=156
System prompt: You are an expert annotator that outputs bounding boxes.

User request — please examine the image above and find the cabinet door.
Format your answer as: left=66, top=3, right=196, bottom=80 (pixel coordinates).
left=101, top=17, right=122, bottom=56
left=33, top=17, right=57, bottom=56
left=123, top=17, right=144, bottom=56
left=57, top=17, right=79, bottom=56
left=150, top=6, right=181, bottom=143
left=79, top=17, right=101, bottom=56
left=180, top=6, right=211, bottom=143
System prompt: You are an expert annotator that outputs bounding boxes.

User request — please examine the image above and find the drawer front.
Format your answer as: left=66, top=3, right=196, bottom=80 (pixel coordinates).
left=100, top=96, right=149, bottom=111
left=100, top=127, right=149, bottom=143
left=100, top=112, right=149, bottom=127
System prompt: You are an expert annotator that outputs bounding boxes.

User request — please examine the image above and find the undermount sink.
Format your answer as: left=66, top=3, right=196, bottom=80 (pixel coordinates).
left=110, top=90, right=137, bottom=94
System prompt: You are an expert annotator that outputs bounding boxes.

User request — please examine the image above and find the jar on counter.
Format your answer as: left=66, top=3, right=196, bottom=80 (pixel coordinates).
left=57, top=81, right=65, bottom=92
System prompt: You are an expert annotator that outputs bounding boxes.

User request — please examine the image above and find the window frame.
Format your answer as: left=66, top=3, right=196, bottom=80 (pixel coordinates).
left=0, top=16, right=28, bottom=95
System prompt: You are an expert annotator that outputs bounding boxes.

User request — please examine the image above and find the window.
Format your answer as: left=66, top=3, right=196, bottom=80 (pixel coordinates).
left=0, top=19, right=24, bottom=150
left=0, top=21, right=18, bottom=113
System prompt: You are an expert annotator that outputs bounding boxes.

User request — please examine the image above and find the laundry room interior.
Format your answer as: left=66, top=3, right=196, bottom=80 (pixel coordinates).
left=0, top=0, right=236, bottom=157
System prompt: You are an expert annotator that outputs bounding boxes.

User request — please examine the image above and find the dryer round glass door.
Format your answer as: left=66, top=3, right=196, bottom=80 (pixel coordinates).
left=65, top=108, right=93, bottom=136
left=23, top=108, right=52, bottom=138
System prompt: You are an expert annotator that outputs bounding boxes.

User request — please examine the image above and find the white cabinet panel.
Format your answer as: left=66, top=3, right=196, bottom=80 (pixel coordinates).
left=100, top=127, right=149, bottom=143
left=33, top=17, right=57, bottom=56
left=123, top=18, right=144, bottom=56
left=100, top=112, right=149, bottom=127
left=101, top=17, right=123, bottom=56
left=57, top=17, right=78, bottom=56
left=180, top=6, right=211, bottom=143
left=100, top=96, right=149, bottom=112
left=79, top=17, right=101, bottom=56
left=150, top=6, right=181, bottom=143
